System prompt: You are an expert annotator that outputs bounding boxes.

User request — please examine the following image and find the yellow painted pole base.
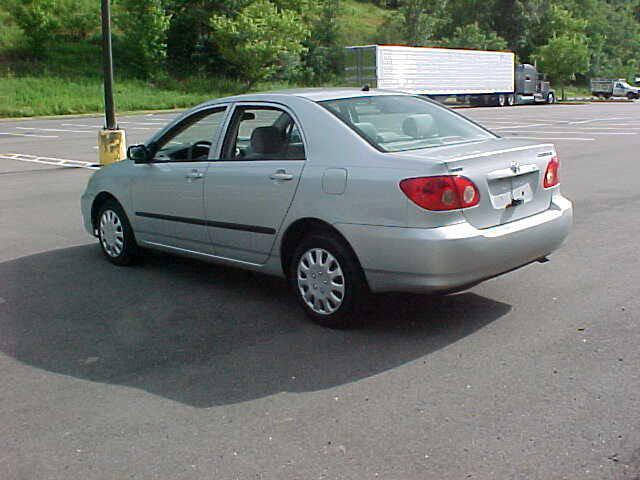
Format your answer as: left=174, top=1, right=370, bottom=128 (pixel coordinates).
left=98, top=129, right=126, bottom=165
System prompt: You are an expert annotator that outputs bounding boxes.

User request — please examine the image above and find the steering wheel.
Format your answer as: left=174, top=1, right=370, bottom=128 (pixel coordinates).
left=187, top=140, right=212, bottom=161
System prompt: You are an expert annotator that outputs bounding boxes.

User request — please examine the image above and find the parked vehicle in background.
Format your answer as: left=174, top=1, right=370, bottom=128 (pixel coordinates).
left=345, top=45, right=556, bottom=107
left=590, top=78, right=640, bottom=99
left=515, top=64, right=555, bottom=105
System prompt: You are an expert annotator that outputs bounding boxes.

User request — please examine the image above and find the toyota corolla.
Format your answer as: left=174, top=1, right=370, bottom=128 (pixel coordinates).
left=81, top=89, right=572, bottom=328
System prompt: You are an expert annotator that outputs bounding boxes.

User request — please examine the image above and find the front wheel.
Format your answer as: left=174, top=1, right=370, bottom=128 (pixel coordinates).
left=290, top=233, right=368, bottom=329
left=546, top=92, right=555, bottom=104
left=97, top=200, right=138, bottom=266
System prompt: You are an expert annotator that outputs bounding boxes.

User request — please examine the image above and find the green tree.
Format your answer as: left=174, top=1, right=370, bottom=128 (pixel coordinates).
left=399, top=0, right=441, bottom=45
left=441, top=22, right=508, bottom=50
left=301, top=0, right=342, bottom=83
left=533, top=33, right=590, bottom=99
left=115, top=0, right=171, bottom=79
left=209, top=0, right=309, bottom=88
left=8, top=0, right=59, bottom=54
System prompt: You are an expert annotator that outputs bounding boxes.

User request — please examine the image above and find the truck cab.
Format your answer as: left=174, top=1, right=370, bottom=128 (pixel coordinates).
left=613, top=80, right=639, bottom=99
left=515, top=64, right=555, bottom=104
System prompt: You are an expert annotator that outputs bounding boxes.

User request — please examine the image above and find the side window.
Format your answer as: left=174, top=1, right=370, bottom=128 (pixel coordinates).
left=153, top=107, right=226, bottom=162
left=221, top=106, right=306, bottom=161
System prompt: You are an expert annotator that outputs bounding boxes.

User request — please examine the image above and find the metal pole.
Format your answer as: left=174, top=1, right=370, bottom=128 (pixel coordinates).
left=101, top=0, right=116, bottom=130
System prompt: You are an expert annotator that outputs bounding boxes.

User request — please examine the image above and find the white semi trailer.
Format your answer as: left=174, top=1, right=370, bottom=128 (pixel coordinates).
left=345, top=45, right=555, bottom=106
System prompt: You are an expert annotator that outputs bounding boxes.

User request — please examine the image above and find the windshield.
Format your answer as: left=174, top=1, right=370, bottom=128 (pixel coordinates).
left=320, top=95, right=495, bottom=152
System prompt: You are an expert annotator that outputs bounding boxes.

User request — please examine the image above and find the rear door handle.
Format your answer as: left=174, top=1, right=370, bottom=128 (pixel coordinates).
left=270, top=170, right=293, bottom=181
left=185, top=169, right=204, bottom=180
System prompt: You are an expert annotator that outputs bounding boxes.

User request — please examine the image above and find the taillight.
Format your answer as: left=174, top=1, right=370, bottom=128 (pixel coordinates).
left=399, top=176, right=480, bottom=211
left=543, top=156, right=560, bottom=188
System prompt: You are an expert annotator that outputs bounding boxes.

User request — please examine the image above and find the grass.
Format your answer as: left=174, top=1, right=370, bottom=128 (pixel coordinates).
left=0, top=75, right=295, bottom=117
left=1, top=77, right=204, bottom=117
left=339, top=0, right=387, bottom=45
left=0, top=41, right=294, bottom=117
left=559, top=85, right=592, bottom=100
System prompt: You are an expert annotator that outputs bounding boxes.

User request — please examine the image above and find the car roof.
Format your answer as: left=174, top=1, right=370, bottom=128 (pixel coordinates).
left=199, top=88, right=403, bottom=106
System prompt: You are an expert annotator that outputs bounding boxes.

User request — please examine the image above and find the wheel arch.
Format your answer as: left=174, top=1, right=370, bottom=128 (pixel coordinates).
left=279, top=218, right=365, bottom=281
left=91, top=191, right=121, bottom=230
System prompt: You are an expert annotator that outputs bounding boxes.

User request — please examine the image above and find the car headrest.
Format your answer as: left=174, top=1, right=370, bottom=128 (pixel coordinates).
left=250, top=126, right=285, bottom=154
left=402, top=114, right=435, bottom=139
left=354, top=122, right=380, bottom=142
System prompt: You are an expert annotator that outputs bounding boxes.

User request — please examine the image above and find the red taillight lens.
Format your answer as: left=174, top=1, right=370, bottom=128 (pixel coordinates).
left=399, top=176, right=480, bottom=211
left=543, top=156, right=560, bottom=188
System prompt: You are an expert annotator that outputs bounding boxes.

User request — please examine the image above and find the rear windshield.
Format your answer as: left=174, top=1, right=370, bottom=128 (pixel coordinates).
left=320, top=95, right=495, bottom=152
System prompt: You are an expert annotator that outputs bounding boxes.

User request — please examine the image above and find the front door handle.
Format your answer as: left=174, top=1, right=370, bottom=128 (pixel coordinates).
left=270, top=169, right=293, bottom=181
left=185, top=169, right=204, bottom=180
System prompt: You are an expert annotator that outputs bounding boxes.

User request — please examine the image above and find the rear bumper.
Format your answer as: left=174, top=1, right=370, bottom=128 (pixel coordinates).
left=337, top=194, right=573, bottom=294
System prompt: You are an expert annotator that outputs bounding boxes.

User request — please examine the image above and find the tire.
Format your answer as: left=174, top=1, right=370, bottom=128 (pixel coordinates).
left=506, top=94, right=515, bottom=106
left=546, top=92, right=555, bottom=104
left=497, top=94, right=506, bottom=107
left=96, top=199, right=138, bottom=266
left=289, top=232, right=368, bottom=329
left=627, top=92, right=636, bottom=100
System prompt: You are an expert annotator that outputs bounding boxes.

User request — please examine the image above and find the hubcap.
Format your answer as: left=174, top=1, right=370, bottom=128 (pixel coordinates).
left=99, top=209, right=124, bottom=258
left=297, top=248, right=345, bottom=315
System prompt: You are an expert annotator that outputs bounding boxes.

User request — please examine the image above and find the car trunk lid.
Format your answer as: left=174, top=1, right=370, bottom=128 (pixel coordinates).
left=396, top=139, right=556, bottom=229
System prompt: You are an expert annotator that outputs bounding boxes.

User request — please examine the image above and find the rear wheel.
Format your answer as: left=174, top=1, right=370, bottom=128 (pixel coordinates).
left=290, top=233, right=368, bottom=329
left=97, top=200, right=138, bottom=266
left=506, top=94, right=515, bottom=106
left=497, top=94, right=506, bottom=107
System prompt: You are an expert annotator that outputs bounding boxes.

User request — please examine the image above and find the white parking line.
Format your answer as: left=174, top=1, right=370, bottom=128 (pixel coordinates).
left=568, top=117, right=627, bottom=124
left=492, top=124, right=551, bottom=130
left=61, top=122, right=155, bottom=131
left=500, top=130, right=636, bottom=135
left=119, top=121, right=168, bottom=126
left=16, top=126, right=93, bottom=134
left=0, top=153, right=99, bottom=169
left=500, top=136, right=595, bottom=141
left=575, top=126, right=640, bottom=130
left=0, top=132, right=59, bottom=138
left=61, top=123, right=102, bottom=128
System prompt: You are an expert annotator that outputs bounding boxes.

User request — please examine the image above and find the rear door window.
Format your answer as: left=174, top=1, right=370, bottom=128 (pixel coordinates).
left=221, top=106, right=306, bottom=161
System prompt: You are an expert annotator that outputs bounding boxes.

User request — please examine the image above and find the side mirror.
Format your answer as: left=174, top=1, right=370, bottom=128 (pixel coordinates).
left=128, top=144, right=151, bottom=164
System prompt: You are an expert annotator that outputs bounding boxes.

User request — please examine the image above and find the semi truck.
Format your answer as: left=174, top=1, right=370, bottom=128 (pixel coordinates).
left=345, top=45, right=556, bottom=106
left=590, top=78, right=639, bottom=99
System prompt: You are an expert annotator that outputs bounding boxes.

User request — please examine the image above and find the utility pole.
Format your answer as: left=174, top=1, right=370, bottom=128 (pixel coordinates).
left=98, top=0, right=126, bottom=164
left=101, top=0, right=116, bottom=130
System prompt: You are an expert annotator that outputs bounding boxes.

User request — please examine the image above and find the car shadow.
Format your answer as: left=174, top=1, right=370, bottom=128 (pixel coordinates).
left=0, top=245, right=511, bottom=408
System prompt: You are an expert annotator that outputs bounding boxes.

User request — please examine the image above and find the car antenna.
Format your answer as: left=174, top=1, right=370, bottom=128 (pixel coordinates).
left=361, top=84, right=370, bottom=91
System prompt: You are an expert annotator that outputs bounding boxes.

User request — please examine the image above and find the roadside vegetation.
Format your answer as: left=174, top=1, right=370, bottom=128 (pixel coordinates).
left=1, top=0, right=639, bottom=117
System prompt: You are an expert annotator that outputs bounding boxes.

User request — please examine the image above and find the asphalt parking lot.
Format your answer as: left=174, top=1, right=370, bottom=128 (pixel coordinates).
left=1, top=102, right=639, bottom=479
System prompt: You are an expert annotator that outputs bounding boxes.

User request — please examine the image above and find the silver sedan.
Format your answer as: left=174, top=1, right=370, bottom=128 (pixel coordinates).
left=81, top=89, right=572, bottom=328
